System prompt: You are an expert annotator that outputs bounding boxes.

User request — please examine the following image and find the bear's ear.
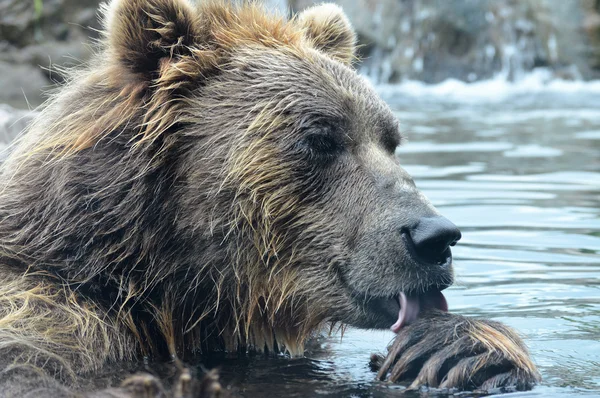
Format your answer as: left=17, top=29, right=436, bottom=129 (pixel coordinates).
left=102, top=0, right=201, bottom=77
left=297, top=4, right=356, bottom=65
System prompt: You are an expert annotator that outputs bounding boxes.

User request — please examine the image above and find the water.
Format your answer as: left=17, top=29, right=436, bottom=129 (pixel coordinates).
left=205, top=79, right=600, bottom=397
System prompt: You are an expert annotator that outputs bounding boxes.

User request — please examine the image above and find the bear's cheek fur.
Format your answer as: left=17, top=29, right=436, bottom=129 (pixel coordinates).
left=223, top=142, right=452, bottom=329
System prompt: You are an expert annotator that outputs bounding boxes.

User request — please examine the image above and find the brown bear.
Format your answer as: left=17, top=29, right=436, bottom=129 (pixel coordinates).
left=0, top=0, right=540, bottom=396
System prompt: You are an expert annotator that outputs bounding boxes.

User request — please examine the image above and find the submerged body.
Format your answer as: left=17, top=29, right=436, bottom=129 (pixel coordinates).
left=0, top=0, right=538, bottom=396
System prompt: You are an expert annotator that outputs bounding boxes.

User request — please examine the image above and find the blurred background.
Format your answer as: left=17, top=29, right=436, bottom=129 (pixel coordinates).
left=1, top=1, right=599, bottom=397
left=1, top=0, right=600, bottom=109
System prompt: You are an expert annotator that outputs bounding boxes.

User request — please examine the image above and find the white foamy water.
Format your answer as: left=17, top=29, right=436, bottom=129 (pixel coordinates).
left=374, top=69, right=600, bottom=104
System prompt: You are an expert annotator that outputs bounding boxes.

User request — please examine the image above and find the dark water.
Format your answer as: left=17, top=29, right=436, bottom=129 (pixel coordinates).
left=207, top=84, right=600, bottom=397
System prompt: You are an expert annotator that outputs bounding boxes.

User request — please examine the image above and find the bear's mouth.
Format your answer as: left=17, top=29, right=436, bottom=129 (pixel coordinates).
left=390, top=290, right=448, bottom=333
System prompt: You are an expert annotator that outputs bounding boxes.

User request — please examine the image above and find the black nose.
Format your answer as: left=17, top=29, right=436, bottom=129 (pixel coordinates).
left=406, top=216, right=461, bottom=265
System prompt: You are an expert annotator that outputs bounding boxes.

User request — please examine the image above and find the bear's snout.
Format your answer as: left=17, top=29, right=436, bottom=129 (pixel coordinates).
left=403, top=216, right=461, bottom=270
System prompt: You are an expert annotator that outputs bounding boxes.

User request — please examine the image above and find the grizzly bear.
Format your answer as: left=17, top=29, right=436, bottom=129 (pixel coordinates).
left=0, top=0, right=540, bottom=396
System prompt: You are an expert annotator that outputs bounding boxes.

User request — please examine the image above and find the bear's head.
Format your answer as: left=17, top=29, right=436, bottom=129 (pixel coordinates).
left=5, top=0, right=461, bottom=356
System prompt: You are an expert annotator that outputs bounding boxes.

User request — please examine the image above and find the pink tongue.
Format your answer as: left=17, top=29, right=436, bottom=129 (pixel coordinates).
left=390, top=291, right=448, bottom=333
left=390, top=292, right=420, bottom=333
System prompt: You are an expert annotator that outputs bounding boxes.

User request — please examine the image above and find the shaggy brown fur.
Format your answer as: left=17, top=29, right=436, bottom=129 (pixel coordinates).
left=372, top=311, right=541, bottom=393
left=0, top=0, right=538, bottom=396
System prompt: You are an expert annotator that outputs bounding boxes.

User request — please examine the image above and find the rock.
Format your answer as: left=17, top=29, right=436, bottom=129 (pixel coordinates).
left=0, top=0, right=101, bottom=46
left=292, top=0, right=600, bottom=83
left=0, top=0, right=102, bottom=107
left=0, top=61, right=49, bottom=109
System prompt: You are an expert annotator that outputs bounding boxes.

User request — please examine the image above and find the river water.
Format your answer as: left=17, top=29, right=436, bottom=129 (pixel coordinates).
left=205, top=78, right=600, bottom=397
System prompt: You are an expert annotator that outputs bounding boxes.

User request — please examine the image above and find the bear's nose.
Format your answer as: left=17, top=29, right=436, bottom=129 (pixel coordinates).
left=406, top=216, right=461, bottom=266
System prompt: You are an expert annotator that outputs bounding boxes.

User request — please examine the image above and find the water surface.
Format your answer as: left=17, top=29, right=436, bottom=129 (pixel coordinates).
left=208, top=86, right=600, bottom=397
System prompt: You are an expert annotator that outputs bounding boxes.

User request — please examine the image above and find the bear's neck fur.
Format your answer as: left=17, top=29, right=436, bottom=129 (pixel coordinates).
left=0, top=73, right=327, bottom=362
left=0, top=117, right=317, bottom=360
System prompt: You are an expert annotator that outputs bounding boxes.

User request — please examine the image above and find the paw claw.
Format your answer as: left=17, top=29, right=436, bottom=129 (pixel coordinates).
left=172, top=368, right=223, bottom=398
left=197, top=370, right=222, bottom=398
left=173, top=368, right=193, bottom=398
left=121, top=374, right=167, bottom=398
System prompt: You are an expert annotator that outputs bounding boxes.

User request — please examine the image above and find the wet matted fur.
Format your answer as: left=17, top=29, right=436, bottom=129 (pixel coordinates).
left=0, top=0, right=539, bottom=396
left=372, top=311, right=541, bottom=393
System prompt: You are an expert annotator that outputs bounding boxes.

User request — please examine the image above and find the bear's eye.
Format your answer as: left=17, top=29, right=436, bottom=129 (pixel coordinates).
left=379, top=118, right=403, bottom=154
left=382, top=133, right=401, bottom=154
left=299, top=132, right=344, bottom=164
left=305, top=133, right=341, bottom=153
left=294, top=118, right=345, bottom=164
